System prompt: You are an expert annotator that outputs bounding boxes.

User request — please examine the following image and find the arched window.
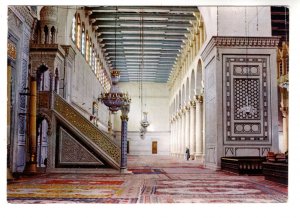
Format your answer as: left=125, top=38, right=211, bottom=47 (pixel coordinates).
left=44, top=25, right=49, bottom=44
left=71, top=15, right=76, bottom=42
left=89, top=38, right=92, bottom=66
left=85, top=32, right=89, bottom=61
left=50, top=26, right=56, bottom=44
left=76, top=15, right=81, bottom=49
left=81, top=23, right=85, bottom=55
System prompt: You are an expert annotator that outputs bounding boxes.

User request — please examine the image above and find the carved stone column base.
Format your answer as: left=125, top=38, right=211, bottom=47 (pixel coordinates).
left=120, top=168, right=132, bottom=174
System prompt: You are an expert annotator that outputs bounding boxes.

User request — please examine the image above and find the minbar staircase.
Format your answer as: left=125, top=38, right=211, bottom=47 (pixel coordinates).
left=40, top=92, right=121, bottom=170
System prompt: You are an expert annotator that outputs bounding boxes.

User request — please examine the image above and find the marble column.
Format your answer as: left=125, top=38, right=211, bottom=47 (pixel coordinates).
left=195, top=95, right=203, bottom=161
left=177, top=113, right=181, bottom=157
left=181, top=109, right=186, bottom=157
left=24, top=77, right=37, bottom=173
left=189, top=100, right=196, bottom=159
left=185, top=105, right=190, bottom=151
left=120, top=102, right=130, bottom=174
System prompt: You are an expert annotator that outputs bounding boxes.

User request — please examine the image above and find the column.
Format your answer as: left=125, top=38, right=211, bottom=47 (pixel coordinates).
left=176, top=113, right=181, bottom=157
left=181, top=109, right=186, bottom=157
left=24, top=77, right=37, bottom=173
left=185, top=105, right=190, bottom=151
left=195, top=95, right=203, bottom=161
left=120, top=102, right=130, bottom=174
left=189, top=100, right=196, bottom=159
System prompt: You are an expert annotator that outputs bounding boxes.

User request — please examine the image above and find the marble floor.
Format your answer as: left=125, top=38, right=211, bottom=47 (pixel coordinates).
left=7, top=155, right=288, bottom=203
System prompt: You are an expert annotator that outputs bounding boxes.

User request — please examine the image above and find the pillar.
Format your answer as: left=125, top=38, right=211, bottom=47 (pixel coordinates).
left=176, top=114, right=180, bottom=156
left=120, top=102, right=130, bottom=174
left=24, top=77, right=37, bottom=173
left=177, top=112, right=182, bottom=157
left=189, top=100, right=196, bottom=159
left=181, top=109, right=186, bottom=156
left=195, top=95, right=203, bottom=161
left=185, top=105, right=190, bottom=150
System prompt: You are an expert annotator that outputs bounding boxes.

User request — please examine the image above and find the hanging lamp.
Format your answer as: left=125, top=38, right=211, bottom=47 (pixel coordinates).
left=99, top=7, right=128, bottom=112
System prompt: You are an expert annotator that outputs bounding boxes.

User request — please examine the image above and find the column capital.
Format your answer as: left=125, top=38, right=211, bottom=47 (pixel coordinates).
left=189, top=100, right=196, bottom=108
left=195, top=95, right=204, bottom=103
left=185, top=104, right=190, bottom=111
left=120, top=115, right=128, bottom=121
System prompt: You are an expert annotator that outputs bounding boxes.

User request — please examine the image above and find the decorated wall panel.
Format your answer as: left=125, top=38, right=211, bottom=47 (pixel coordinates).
left=223, top=55, right=271, bottom=145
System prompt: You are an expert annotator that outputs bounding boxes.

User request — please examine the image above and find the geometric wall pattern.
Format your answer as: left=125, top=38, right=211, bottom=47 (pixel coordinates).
left=223, top=56, right=271, bottom=144
left=58, top=127, right=104, bottom=166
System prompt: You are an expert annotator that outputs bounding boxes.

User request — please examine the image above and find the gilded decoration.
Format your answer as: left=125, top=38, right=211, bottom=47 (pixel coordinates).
left=8, top=42, right=17, bottom=60
left=53, top=94, right=121, bottom=164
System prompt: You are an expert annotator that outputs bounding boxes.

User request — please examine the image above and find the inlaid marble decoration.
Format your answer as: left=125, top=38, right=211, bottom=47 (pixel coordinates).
left=223, top=55, right=271, bottom=144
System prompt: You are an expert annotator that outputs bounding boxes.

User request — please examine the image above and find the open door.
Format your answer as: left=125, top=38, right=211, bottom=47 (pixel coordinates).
left=152, top=141, right=157, bottom=154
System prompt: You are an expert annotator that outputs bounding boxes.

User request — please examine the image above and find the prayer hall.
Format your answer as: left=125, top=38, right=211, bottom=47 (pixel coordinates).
left=3, top=2, right=298, bottom=218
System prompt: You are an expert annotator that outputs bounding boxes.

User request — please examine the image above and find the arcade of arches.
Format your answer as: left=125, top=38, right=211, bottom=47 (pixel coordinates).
left=6, top=5, right=289, bottom=204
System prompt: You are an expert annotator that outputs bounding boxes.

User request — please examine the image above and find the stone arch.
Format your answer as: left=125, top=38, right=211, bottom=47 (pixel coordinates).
left=37, top=112, right=52, bottom=136
left=37, top=112, right=51, bottom=168
left=195, top=59, right=203, bottom=95
left=190, top=69, right=196, bottom=98
left=186, top=77, right=190, bottom=102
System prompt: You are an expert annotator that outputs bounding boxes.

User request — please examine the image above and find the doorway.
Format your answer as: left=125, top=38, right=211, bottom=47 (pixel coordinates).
left=152, top=141, right=157, bottom=154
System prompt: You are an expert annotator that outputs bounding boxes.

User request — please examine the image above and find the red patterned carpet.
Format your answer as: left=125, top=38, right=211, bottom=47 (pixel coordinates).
left=7, top=155, right=287, bottom=203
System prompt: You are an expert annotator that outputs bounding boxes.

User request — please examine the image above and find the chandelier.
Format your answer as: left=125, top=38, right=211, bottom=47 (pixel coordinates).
left=98, top=7, right=128, bottom=112
left=98, top=70, right=128, bottom=112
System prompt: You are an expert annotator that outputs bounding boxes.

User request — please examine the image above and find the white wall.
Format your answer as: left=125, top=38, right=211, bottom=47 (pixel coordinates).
left=199, top=6, right=272, bottom=39
left=113, top=82, right=170, bottom=155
